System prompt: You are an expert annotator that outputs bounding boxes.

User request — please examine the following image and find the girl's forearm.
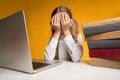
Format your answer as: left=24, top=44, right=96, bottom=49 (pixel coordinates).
left=53, top=31, right=60, bottom=39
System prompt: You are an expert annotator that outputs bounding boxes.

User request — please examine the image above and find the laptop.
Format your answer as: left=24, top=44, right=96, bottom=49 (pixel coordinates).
left=0, top=11, right=62, bottom=73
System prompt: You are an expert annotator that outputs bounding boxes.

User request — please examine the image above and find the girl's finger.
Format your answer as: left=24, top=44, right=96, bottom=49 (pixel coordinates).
left=65, top=12, right=70, bottom=23
left=56, top=14, right=60, bottom=24
left=61, top=12, right=66, bottom=25
left=54, top=15, right=57, bottom=25
left=64, top=12, right=68, bottom=22
left=51, top=16, right=54, bottom=26
left=70, top=19, right=73, bottom=27
left=55, top=14, right=60, bottom=27
left=57, top=14, right=60, bottom=26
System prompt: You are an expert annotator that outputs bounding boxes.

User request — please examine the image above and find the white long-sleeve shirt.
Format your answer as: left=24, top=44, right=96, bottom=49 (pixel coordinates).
left=44, top=33, right=83, bottom=62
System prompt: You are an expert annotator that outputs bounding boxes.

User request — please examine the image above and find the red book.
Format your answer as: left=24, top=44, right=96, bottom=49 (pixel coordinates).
left=89, top=49, right=120, bottom=60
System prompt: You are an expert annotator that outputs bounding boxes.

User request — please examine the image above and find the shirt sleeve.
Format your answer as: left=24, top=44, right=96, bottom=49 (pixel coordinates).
left=44, top=37, right=58, bottom=61
left=64, top=33, right=83, bottom=62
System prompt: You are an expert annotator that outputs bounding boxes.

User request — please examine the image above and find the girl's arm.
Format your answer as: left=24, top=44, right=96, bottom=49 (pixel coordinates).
left=44, top=13, right=61, bottom=61
left=64, top=33, right=83, bottom=62
left=44, top=37, right=58, bottom=61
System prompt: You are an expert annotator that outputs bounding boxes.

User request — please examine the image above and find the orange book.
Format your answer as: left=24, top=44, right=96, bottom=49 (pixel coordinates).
left=82, top=17, right=120, bottom=28
left=90, top=58, right=120, bottom=69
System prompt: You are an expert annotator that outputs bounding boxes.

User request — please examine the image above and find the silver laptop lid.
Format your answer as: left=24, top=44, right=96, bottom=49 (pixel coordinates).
left=0, top=11, right=33, bottom=73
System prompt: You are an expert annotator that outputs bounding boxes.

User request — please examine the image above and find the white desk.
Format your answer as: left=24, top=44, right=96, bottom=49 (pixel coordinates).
left=0, top=61, right=120, bottom=80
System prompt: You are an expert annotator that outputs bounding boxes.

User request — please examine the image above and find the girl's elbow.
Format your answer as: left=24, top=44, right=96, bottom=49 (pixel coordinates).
left=71, top=57, right=81, bottom=62
left=45, top=57, right=54, bottom=62
left=71, top=53, right=82, bottom=62
left=44, top=53, right=54, bottom=62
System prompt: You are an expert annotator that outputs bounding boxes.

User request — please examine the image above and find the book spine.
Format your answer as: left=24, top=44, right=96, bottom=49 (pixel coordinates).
left=88, top=40, right=120, bottom=49
left=86, top=30, right=120, bottom=40
left=82, top=17, right=120, bottom=28
left=89, top=49, right=120, bottom=60
left=83, top=23, right=120, bottom=36
left=90, top=58, right=120, bottom=69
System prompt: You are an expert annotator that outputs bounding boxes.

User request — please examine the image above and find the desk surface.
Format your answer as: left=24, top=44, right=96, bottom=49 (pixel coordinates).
left=0, top=61, right=120, bottom=80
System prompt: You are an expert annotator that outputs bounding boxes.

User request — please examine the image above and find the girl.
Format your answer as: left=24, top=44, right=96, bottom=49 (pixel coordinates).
left=44, top=6, right=83, bottom=62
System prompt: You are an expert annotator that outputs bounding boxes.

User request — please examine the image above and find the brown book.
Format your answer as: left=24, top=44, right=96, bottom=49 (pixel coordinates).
left=82, top=17, right=120, bottom=28
left=90, top=58, right=120, bottom=69
left=86, top=30, right=120, bottom=40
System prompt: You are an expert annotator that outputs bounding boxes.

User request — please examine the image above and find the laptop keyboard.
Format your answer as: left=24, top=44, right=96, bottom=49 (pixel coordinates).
left=32, top=62, right=49, bottom=70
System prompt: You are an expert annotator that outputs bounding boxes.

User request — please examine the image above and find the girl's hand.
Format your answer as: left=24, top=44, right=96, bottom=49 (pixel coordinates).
left=60, top=12, right=73, bottom=36
left=51, top=14, right=61, bottom=39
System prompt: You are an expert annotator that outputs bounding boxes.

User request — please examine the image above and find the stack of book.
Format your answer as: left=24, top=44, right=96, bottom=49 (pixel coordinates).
left=82, top=17, right=120, bottom=69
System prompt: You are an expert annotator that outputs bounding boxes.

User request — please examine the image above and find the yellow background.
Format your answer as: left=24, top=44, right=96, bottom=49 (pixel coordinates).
left=1, top=0, right=120, bottom=60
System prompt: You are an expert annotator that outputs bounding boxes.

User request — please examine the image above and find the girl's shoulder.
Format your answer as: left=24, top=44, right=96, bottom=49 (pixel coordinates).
left=78, top=33, right=82, bottom=37
left=78, top=33, right=82, bottom=44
